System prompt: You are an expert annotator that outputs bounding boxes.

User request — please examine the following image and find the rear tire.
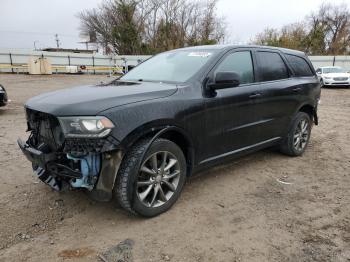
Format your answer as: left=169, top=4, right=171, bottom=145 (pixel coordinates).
left=114, top=138, right=186, bottom=217
left=280, top=112, right=312, bottom=156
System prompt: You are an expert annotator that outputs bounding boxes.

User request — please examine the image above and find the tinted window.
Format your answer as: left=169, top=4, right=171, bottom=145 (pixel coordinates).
left=286, top=54, right=314, bottom=77
left=256, top=52, right=289, bottom=81
left=215, top=51, right=254, bottom=84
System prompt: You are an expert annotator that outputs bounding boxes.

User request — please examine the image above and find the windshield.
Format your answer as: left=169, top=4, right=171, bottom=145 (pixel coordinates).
left=120, top=50, right=217, bottom=83
left=323, top=67, right=347, bottom=74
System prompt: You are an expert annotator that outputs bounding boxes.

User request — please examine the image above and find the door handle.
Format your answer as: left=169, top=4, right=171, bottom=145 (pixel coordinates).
left=249, top=93, right=261, bottom=99
left=293, top=87, right=302, bottom=92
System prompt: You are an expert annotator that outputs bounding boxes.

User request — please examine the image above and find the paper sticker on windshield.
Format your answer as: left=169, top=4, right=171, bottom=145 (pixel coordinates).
left=188, top=52, right=212, bottom=57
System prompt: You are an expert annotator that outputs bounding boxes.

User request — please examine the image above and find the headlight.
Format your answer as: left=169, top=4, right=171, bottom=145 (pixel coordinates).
left=324, top=77, right=332, bottom=80
left=58, top=116, right=115, bottom=138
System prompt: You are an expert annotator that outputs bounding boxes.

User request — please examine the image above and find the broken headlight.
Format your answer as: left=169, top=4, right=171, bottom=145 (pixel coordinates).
left=58, top=116, right=115, bottom=138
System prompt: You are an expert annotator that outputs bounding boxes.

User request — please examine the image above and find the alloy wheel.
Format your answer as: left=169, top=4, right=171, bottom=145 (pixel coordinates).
left=293, top=119, right=309, bottom=151
left=136, top=151, right=181, bottom=208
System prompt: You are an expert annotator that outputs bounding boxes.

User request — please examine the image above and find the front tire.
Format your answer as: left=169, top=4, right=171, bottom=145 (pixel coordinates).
left=320, top=79, right=324, bottom=88
left=114, top=138, right=186, bottom=217
left=280, top=112, right=312, bottom=156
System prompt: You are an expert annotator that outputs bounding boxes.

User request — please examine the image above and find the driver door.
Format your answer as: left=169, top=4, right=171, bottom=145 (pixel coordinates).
left=201, top=49, right=263, bottom=162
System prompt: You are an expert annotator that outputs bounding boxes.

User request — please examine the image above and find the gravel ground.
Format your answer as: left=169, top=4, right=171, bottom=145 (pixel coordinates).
left=0, top=74, right=349, bottom=262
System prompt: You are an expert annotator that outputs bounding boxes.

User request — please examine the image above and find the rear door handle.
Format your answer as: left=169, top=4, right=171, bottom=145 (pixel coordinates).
left=249, top=93, right=261, bottom=99
left=293, top=87, right=302, bottom=92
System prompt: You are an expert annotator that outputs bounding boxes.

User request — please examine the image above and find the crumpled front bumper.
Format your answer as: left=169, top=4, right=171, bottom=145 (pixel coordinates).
left=18, top=137, right=124, bottom=201
left=17, top=138, right=64, bottom=191
left=17, top=138, right=56, bottom=168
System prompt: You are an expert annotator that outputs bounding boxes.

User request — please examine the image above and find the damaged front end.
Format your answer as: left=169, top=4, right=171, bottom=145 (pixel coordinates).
left=18, top=108, right=123, bottom=201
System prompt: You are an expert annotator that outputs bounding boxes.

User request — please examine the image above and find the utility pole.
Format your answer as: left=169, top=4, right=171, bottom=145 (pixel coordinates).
left=34, top=40, right=39, bottom=51
left=55, top=34, right=60, bottom=48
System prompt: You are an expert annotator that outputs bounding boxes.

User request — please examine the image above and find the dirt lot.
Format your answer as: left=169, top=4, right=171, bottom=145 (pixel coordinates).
left=0, top=74, right=349, bottom=262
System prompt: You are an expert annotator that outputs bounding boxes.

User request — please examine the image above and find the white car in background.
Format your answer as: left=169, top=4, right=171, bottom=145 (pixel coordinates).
left=315, top=66, right=350, bottom=87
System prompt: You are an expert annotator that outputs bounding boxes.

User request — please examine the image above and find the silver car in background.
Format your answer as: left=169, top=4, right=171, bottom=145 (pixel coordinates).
left=315, top=66, right=350, bottom=87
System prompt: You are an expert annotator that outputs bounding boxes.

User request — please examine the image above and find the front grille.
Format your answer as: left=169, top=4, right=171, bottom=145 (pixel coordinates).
left=64, top=136, right=119, bottom=155
left=331, top=82, right=348, bottom=85
left=26, top=108, right=65, bottom=152
left=334, top=77, right=348, bottom=81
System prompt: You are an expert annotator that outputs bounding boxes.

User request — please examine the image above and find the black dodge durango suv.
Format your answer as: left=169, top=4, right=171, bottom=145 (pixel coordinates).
left=18, top=45, right=321, bottom=217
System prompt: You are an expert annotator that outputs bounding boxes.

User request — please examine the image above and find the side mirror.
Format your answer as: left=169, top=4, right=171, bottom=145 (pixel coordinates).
left=209, top=71, right=240, bottom=90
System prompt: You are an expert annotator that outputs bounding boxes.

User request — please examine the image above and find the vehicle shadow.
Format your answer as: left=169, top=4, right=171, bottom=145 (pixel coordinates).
left=45, top=147, right=284, bottom=221
left=0, top=147, right=288, bottom=250
left=64, top=147, right=283, bottom=216
left=322, top=85, right=350, bottom=89
left=0, top=108, right=7, bottom=115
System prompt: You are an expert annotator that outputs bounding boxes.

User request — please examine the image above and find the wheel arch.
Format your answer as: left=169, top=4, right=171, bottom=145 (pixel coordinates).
left=297, top=103, right=318, bottom=125
left=120, top=123, right=195, bottom=177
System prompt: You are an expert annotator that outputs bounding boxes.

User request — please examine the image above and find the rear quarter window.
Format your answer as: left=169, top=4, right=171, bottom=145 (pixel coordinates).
left=285, top=54, right=314, bottom=77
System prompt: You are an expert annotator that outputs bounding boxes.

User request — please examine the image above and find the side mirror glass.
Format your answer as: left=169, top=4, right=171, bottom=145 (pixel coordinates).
left=210, top=71, right=240, bottom=90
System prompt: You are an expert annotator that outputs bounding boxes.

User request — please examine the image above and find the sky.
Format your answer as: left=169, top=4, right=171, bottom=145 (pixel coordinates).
left=0, top=0, right=348, bottom=50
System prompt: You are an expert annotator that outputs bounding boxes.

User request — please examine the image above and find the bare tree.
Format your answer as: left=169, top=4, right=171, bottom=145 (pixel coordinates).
left=305, top=9, right=328, bottom=55
left=254, top=28, right=280, bottom=46
left=322, top=3, right=350, bottom=54
left=78, top=0, right=226, bottom=54
left=252, top=2, right=350, bottom=55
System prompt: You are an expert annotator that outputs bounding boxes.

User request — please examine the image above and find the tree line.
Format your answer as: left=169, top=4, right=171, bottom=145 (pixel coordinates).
left=79, top=1, right=349, bottom=56
left=78, top=0, right=225, bottom=55
left=253, top=3, right=350, bottom=55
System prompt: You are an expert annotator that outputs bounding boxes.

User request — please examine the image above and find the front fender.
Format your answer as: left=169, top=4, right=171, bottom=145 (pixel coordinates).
left=118, top=121, right=190, bottom=149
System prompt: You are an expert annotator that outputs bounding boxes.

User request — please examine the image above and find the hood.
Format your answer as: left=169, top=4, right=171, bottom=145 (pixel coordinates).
left=323, top=72, right=350, bottom=78
left=25, top=81, right=178, bottom=116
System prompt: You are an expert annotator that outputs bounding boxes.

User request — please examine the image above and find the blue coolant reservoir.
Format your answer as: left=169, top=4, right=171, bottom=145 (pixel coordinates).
left=67, top=153, right=101, bottom=190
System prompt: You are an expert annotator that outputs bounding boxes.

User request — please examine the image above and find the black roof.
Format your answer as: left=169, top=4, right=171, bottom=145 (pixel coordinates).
left=180, top=44, right=305, bottom=56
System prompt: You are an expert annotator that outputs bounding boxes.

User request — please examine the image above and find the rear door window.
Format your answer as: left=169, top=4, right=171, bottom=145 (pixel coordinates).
left=256, top=51, right=289, bottom=82
left=215, top=51, right=254, bottom=84
left=285, top=54, right=314, bottom=77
